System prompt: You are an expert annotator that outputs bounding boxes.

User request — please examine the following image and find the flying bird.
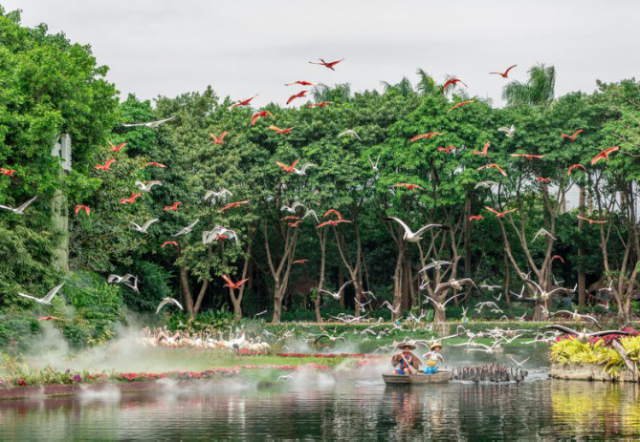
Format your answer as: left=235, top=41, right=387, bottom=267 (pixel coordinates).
left=477, top=163, right=507, bottom=177
left=95, top=159, right=116, bottom=170
left=368, top=155, right=381, bottom=170
left=448, top=100, right=474, bottom=112
left=485, top=206, right=517, bottom=217
left=386, top=217, right=446, bottom=243
left=281, top=202, right=305, bottom=213
left=134, top=180, right=162, bottom=192
left=218, top=200, right=249, bottom=213
left=323, top=209, right=342, bottom=219
left=209, top=131, right=228, bottom=145
left=0, top=168, right=16, bottom=176
left=204, top=189, right=233, bottom=204
left=156, top=297, right=183, bottom=314
left=74, top=205, right=91, bottom=216
left=0, top=196, right=37, bottom=215
left=163, top=202, right=182, bottom=211
left=474, top=180, right=497, bottom=189
left=109, top=141, right=127, bottom=152
left=392, top=183, right=424, bottom=191
left=277, top=159, right=300, bottom=173
left=37, top=316, right=60, bottom=321
left=591, top=146, right=619, bottom=165
left=511, top=154, right=544, bottom=160
left=122, top=117, right=174, bottom=128
left=316, top=219, right=351, bottom=229
left=577, top=215, right=606, bottom=225
left=173, top=220, right=199, bottom=237
left=442, top=78, right=467, bottom=93
left=473, top=141, right=491, bottom=156
left=508, top=356, right=530, bottom=368
left=438, top=146, right=456, bottom=154
left=319, top=281, right=352, bottom=300
left=222, top=275, right=249, bottom=290
left=568, top=164, right=587, bottom=176
left=308, top=101, right=334, bottom=109
left=232, top=95, right=258, bottom=108
left=410, top=132, right=443, bottom=142
left=285, top=81, right=319, bottom=86
left=293, top=163, right=317, bottom=176
left=308, top=58, right=344, bottom=70
left=532, top=228, right=556, bottom=242
left=498, top=125, right=516, bottom=137
left=560, top=130, right=583, bottom=142
left=490, top=65, right=517, bottom=78
left=469, top=215, right=484, bottom=222
left=286, top=90, right=309, bottom=105
left=108, top=274, right=139, bottom=292
left=251, top=110, right=274, bottom=126
left=131, top=218, right=159, bottom=233
left=551, top=255, right=565, bottom=264
left=17, top=283, right=64, bottom=305
left=141, top=162, right=167, bottom=169
left=120, top=194, right=143, bottom=205
left=338, top=129, right=361, bottom=140
left=162, top=241, right=179, bottom=249
left=203, top=225, right=239, bottom=245
left=269, top=125, right=294, bottom=135
left=293, top=259, right=308, bottom=264
left=549, top=310, right=601, bottom=329
left=536, top=176, right=553, bottom=184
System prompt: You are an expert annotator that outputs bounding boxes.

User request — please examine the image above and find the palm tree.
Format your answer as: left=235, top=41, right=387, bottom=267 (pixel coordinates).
left=381, top=77, right=415, bottom=97
left=312, top=83, right=352, bottom=103
left=415, top=69, right=439, bottom=96
left=502, top=63, right=556, bottom=107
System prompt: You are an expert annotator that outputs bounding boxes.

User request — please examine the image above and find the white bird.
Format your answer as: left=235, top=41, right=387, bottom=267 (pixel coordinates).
left=203, top=225, right=240, bottom=245
left=122, top=117, right=174, bottom=128
left=532, top=228, right=556, bottom=242
left=338, top=129, right=361, bottom=140
left=480, top=284, right=502, bottom=292
left=475, top=301, right=500, bottom=312
left=156, top=297, right=184, bottom=314
left=368, top=155, right=380, bottom=171
left=474, top=181, right=497, bottom=190
left=131, top=218, right=159, bottom=233
left=204, top=189, right=233, bottom=204
left=280, top=202, right=305, bottom=213
left=254, top=310, right=268, bottom=317
left=418, top=260, right=452, bottom=273
left=381, top=301, right=400, bottom=314
left=425, top=293, right=464, bottom=311
left=277, top=375, right=293, bottom=381
left=509, top=355, right=531, bottom=367
left=386, top=217, right=446, bottom=243
left=108, top=274, right=139, bottom=292
left=524, top=279, right=575, bottom=301
left=0, top=196, right=37, bottom=215
left=319, top=281, right=352, bottom=300
left=173, top=219, right=199, bottom=237
left=135, top=180, right=163, bottom=192
left=17, top=283, right=64, bottom=305
left=293, top=163, right=317, bottom=176
left=549, top=310, right=602, bottom=329
left=301, top=210, right=320, bottom=223
left=498, top=125, right=516, bottom=138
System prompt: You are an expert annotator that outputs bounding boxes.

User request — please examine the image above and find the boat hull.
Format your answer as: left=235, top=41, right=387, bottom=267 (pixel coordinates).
left=383, top=370, right=452, bottom=385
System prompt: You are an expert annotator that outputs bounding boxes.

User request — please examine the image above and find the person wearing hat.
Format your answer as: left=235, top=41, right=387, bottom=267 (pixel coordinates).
left=391, top=342, right=421, bottom=375
left=423, top=342, right=444, bottom=374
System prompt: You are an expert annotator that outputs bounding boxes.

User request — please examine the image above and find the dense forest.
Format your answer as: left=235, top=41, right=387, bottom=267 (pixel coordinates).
left=2, top=9, right=640, bottom=348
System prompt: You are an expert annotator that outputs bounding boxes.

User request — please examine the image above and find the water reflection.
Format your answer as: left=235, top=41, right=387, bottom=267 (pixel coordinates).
left=1, top=379, right=640, bottom=439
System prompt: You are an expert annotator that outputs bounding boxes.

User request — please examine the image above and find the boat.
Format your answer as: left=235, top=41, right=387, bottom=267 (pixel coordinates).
left=382, top=370, right=452, bottom=385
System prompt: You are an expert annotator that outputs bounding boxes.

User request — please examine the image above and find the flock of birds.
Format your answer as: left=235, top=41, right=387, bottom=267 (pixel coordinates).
left=1, top=57, right=624, bottom=331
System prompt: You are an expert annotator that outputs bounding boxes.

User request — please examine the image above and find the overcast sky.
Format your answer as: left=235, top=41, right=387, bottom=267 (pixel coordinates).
left=4, top=1, right=639, bottom=108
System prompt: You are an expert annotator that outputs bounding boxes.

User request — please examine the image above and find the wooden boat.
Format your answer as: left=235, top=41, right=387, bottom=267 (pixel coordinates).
left=382, top=370, right=452, bottom=385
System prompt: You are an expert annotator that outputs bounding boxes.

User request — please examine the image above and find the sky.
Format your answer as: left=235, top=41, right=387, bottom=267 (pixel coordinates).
left=3, top=0, right=639, bottom=108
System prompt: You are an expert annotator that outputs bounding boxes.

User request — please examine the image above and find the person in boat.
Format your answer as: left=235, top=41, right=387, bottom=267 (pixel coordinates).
left=391, top=343, right=421, bottom=375
left=423, top=342, right=444, bottom=374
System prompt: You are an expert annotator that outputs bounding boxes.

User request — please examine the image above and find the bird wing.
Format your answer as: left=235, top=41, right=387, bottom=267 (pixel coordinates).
left=543, top=324, right=578, bottom=335
left=337, top=280, right=353, bottom=295
left=387, top=217, right=413, bottom=236
left=17, top=196, right=37, bottom=212
left=17, top=292, right=42, bottom=302
left=414, top=223, right=444, bottom=237
left=43, top=283, right=65, bottom=303
left=142, top=218, right=159, bottom=230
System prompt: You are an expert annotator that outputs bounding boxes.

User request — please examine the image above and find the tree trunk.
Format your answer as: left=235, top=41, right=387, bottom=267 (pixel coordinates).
left=578, top=185, right=586, bottom=308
